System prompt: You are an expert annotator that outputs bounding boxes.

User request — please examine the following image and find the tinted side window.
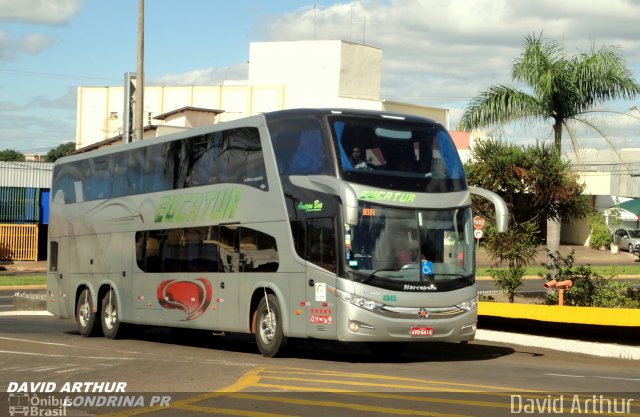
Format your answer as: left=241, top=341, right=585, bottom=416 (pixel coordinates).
left=52, top=165, right=80, bottom=204
left=49, top=241, right=58, bottom=272
left=307, top=217, right=336, bottom=272
left=185, top=133, right=220, bottom=188
left=136, top=226, right=277, bottom=273
left=289, top=217, right=337, bottom=273
left=239, top=228, right=279, bottom=272
left=270, top=118, right=331, bottom=176
left=144, top=143, right=175, bottom=193
left=218, top=128, right=267, bottom=190
left=53, top=127, right=268, bottom=204
left=112, top=148, right=144, bottom=197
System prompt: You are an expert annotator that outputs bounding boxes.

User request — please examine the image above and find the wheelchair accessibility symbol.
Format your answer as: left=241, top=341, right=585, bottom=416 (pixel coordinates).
left=421, top=260, right=433, bottom=275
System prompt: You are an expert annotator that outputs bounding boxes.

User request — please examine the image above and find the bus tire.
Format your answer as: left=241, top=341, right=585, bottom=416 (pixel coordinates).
left=255, top=294, right=287, bottom=357
left=76, top=288, right=100, bottom=337
left=101, top=289, right=124, bottom=339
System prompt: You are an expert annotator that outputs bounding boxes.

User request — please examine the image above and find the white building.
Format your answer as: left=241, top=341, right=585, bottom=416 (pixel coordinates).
left=562, top=148, right=640, bottom=245
left=76, top=40, right=450, bottom=149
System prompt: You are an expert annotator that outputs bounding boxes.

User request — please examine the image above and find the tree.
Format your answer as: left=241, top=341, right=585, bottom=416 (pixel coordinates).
left=466, top=139, right=589, bottom=302
left=466, top=139, right=539, bottom=302
left=459, top=33, right=640, bottom=250
left=45, top=142, right=76, bottom=162
left=466, top=139, right=589, bottom=228
left=0, top=149, right=25, bottom=161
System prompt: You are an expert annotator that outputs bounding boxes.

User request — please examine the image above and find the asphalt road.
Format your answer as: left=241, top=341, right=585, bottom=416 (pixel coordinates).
left=0, top=314, right=638, bottom=417
left=0, top=291, right=13, bottom=310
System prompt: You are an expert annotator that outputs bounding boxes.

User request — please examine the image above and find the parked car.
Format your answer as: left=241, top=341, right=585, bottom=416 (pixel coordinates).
left=613, top=229, right=640, bottom=253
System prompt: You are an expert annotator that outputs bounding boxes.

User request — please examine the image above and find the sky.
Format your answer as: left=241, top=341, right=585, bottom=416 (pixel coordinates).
left=1, top=0, right=639, bottom=154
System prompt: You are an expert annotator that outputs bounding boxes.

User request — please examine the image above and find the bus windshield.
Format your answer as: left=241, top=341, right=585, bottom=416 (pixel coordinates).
left=330, top=115, right=466, bottom=193
left=345, top=203, right=474, bottom=285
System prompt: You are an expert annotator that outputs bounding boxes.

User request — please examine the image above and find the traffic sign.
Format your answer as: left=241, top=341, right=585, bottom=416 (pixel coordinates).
left=473, top=216, right=485, bottom=229
left=474, top=229, right=484, bottom=240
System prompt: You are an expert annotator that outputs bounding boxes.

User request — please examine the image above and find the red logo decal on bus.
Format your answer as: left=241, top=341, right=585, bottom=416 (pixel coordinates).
left=157, top=278, right=213, bottom=320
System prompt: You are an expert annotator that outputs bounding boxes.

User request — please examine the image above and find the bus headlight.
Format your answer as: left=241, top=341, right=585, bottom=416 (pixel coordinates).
left=335, top=289, right=383, bottom=311
left=456, top=297, right=478, bottom=311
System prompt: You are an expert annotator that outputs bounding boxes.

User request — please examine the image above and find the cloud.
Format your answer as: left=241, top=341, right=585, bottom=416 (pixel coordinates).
left=153, top=63, right=249, bottom=85
left=21, top=34, right=53, bottom=54
left=0, top=112, right=75, bottom=152
left=0, top=31, right=54, bottom=62
left=28, top=87, right=76, bottom=110
left=0, top=100, right=25, bottom=111
left=0, top=88, right=76, bottom=152
left=0, top=0, right=83, bottom=25
left=255, top=0, right=640, bottom=110
left=0, top=0, right=82, bottom=62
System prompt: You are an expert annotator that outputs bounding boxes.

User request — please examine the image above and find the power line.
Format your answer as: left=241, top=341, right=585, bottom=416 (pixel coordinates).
left=0, top=68, right=167, bottom=87
left=0, top=68, right=121, bottom=83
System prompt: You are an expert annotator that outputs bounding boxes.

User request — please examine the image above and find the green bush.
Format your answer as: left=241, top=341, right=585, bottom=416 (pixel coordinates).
left=587, top=211, right=612, bottom=249
left=592, top=280, right=640, bottom=308
left=489, top=266, right=526, bottom=303
left=541, top=250, right=639, bottom=307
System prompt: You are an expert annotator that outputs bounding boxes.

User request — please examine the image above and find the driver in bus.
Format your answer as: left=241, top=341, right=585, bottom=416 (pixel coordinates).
left=350, top=146, right=372, bottom=170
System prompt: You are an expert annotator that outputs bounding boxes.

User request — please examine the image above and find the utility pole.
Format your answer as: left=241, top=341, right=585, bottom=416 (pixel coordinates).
left=134, top=0, right=144, bottom=141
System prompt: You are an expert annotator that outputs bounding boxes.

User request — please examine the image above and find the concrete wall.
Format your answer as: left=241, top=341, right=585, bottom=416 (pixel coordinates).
left=76, top=85, right=285, bottom=148
left=248, top=40, right=382, bottom=107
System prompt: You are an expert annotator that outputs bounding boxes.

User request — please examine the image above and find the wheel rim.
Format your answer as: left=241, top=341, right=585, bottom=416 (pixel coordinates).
left=104, top=302, right=117, bottom=330
left=259, top=309, right=276, bottom=344
left=78, top=296, right=90, bottom=327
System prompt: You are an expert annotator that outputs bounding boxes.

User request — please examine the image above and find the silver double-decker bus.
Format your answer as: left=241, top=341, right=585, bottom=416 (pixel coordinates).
left=47, top=108, right=507, bottom=357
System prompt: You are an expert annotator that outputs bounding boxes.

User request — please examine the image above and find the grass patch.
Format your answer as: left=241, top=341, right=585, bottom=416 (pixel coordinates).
left=477, top=264, right=640, bottom=277
left=0, top=275, right=46, bottom=286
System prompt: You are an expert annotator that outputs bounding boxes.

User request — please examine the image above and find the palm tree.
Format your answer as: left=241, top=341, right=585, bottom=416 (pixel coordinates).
left=459, top=33, right=640, bottom=250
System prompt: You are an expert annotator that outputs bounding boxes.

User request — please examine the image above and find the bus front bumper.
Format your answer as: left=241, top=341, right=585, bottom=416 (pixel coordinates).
left=336, top=301, right=477, bottom=343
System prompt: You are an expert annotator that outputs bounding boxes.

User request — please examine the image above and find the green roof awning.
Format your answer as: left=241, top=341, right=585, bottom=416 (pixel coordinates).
left=617, top=199, right=640, bottom=217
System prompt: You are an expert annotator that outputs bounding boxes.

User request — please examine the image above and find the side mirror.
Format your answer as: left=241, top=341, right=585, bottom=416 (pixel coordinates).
left=290, top=175, right=359, bottom=225
left=469, top=187, right=509, bottom=233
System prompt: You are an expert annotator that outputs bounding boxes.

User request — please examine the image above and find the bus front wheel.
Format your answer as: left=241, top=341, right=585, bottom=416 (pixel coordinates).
left=76, top=288, right=100, bottom=337
left=255, top=294, right=287, bottom=357
left=101, top=289, right=123, bottom=339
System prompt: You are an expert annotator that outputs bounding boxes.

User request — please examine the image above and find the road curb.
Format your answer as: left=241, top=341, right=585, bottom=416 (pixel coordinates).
left=478, top=302, right=640, bottom=326
left=12, top=293, right=47, bottom=311
left=3, top=285, right=46, bottom=290
left=476, top=329, right=640, bottom=360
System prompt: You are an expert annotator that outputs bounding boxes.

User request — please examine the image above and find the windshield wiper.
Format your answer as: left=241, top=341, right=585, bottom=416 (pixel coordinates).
left=435, top=273, right=474, bottom=284
left=362, top=268, right=399, bottom=283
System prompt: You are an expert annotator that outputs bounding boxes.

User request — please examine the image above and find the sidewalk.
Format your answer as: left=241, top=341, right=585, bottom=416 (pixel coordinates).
left=476, top=244, right=639, bottom=268
left=0, top=260, right=47, bottom=275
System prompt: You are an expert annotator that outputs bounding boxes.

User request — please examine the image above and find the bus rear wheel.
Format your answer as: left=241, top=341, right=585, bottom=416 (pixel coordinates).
left=101, top=289, right=123, bottom=339
left=76, top=288, right=100, bottom=337
left=255, top=294, right=286, bottom=357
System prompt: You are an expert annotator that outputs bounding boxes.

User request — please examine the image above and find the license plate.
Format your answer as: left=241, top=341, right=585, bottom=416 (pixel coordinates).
left=409, top=326, right=434, bottom=337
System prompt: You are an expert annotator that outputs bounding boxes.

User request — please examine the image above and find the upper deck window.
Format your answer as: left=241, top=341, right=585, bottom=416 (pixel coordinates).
left=331, top=116, right=466, bottom=193
left=51, top=127, right=267, bottom=204
left=269, top=117, right=332, bottom=176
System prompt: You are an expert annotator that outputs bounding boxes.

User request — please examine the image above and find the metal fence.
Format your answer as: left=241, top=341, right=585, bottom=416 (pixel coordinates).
left=0, top=224, right=38, bottom=261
